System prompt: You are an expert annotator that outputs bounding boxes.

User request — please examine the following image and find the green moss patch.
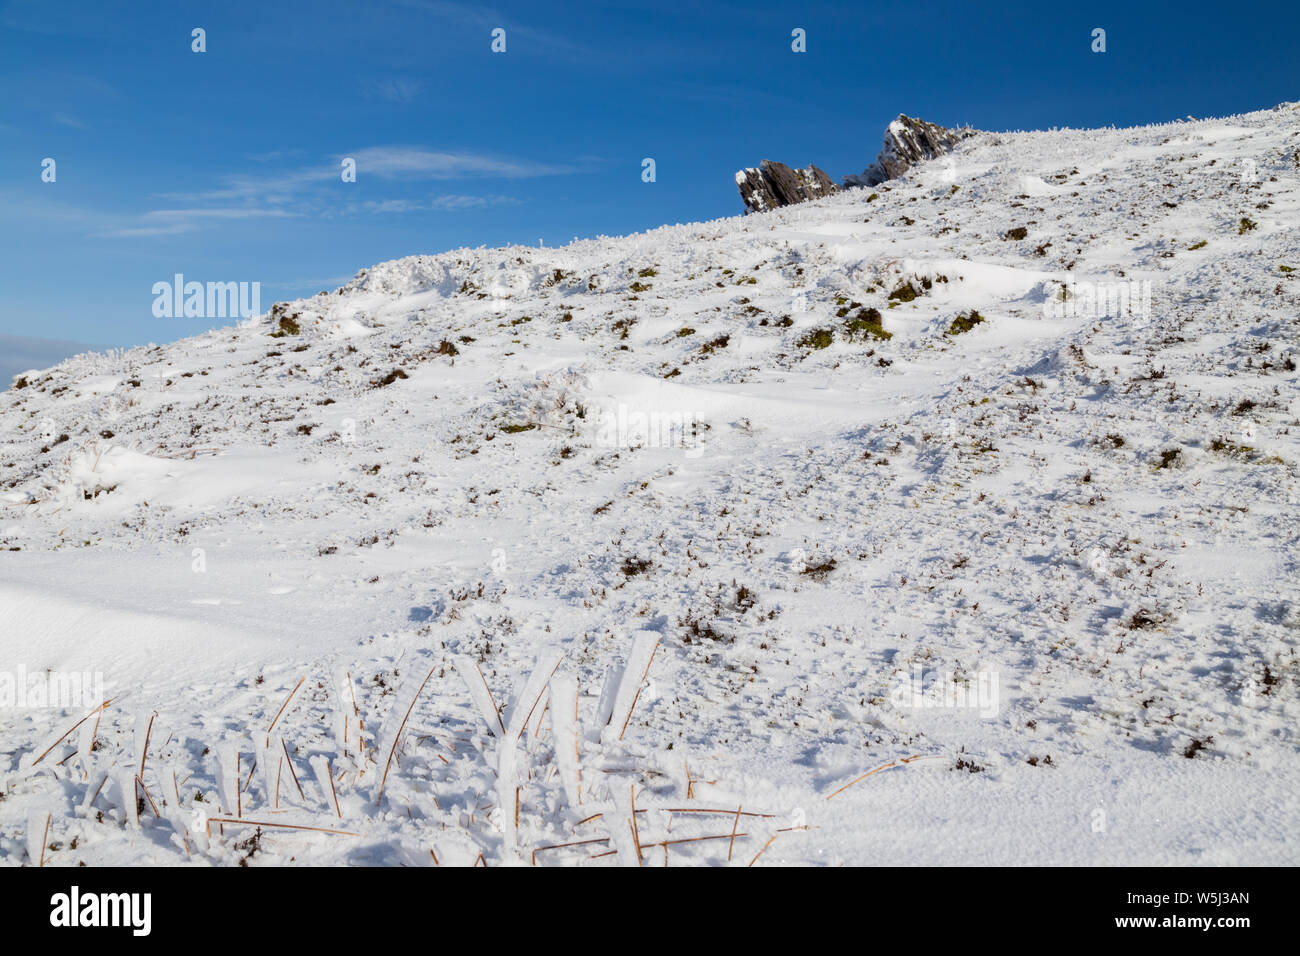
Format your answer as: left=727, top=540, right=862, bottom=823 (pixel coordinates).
left=797, top=328, right=835, bottom=350
left=843, top=307, right=891, bottom=341
left=945, top=311, right=986, bottom=336
left=888, top=282, right=918, bottom=303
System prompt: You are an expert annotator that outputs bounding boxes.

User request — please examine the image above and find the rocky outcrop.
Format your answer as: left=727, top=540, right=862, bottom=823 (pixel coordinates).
left=735, top=160, right=838, bottom=214
left=844, top=114, right=975, bottom=187
left=733, top=115, right=974, bottom=212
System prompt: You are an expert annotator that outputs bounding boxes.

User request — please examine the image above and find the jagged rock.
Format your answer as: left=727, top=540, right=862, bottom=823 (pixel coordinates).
left=733, top=115, right=974, bottom=210
left=844, top=114, right=976, bottom=187
left=735, top=160, right=838, bottom=214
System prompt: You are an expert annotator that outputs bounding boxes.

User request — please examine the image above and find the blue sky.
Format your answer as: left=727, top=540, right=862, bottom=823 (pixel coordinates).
left=2, top=0, right=1297, bottom=379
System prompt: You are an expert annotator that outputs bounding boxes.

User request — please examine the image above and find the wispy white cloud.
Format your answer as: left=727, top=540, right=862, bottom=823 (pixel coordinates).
left=354, top=194, right=520, bottom=214
left=348, top=147, right=577, bottom=180
left=138, top=147, right=573, bottom=226
left=142, top=208, right=302, bottom=221
left=4, top=144, right=565, bottom=240
left=368, top=77, right=424, bottom=103
left=92, top=207, right=301, bottom=238
left=243, top=149, right=305, bottom=164
left=150, top=147, right=569, bottom=214
left=52, top=112, right=89, bottom=130
left=152, top=167, right=335, bottom=206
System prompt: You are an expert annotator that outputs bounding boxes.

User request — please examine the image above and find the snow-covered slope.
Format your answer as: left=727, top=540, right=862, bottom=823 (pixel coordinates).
left=3, top=104, right=1299, bottom=866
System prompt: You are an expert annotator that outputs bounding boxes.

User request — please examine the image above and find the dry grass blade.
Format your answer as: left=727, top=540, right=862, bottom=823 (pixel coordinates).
left=375, top=663, right=438, bottom=801
left=137, top=776, right=161, bottom=817
left=32, top=696, right=117, bottom=766
left=748, top=834, right=779, bottom=867
left=727, top=805, right=742, bottom=862
left=825, top=753, right=921, bottom=800
left=345, top=671, right=359, bottom=715
left=127, top=774, right=141, bottom=827
left=508, top=653, right=564, bottom=741
left=531, top=836, right=611, bottom=864
left=280, top=739, right=306, bottom=800
left=138, top=712, right=156, bottom=778
left=37, top=812, right=51, bottom=867
left=457, top=656, right=505, bottom=736
left=618, top=634, right=660, bottom=741
left=326, top=762, right=341, bottom=817
left=266, top=676, right=306, bottom=745
left=646, top=832, right=748, bottom=850
left=310, top=755, right=342, bottom=818
left=630, top=785, right=643, bottom=866
left=205, top=817, right=360, bottom=837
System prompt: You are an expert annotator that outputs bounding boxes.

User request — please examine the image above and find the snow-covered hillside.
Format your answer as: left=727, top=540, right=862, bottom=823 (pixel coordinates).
left=2, top=103, right=1298, bottom=866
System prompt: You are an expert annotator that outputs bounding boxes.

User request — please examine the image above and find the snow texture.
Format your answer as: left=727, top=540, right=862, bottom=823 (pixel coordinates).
left=2, top=103, right=1299, bottom=865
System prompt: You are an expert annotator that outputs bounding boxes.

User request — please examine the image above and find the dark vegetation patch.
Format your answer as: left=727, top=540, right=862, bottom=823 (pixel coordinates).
left=945, top=311, right=986, bottom=336
left=679, top=610, right=730, bottom=644
left=620, top=556, right=653, bottom=576
left=797, top=328, right=834, bottom=350
left=800, top=558, right=837, bottom=580
left=843, top=306, right=891, bottom=341
left=268, top=303, right=301, bottom=337
left=1124, top=608, right=1168, bottom=631
left=888, top=282, right=919, bottom=302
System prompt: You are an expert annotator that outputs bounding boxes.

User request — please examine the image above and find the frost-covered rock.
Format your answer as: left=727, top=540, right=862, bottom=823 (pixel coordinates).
left=845, top=114, right=976, bottom=187
left=735, top=160, right=839, bottom=213
left=735, top=115, right=973, bottom=210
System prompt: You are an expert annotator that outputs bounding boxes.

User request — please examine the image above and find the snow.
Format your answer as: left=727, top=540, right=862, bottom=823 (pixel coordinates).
left=1, top=103, right=1298, bottom=866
